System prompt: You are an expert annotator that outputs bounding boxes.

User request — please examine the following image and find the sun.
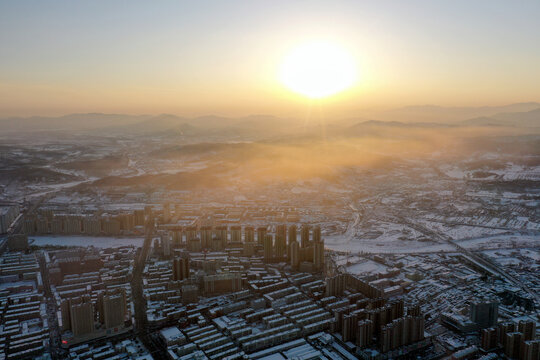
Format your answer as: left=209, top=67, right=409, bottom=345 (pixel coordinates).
left=279, top=41, right=357, bottom=99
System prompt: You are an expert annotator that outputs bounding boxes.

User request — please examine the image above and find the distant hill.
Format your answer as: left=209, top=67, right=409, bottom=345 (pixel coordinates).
left=491, top=107, right=540, bottom=127
left=0, top=113, right=149, bottom=132
left=1, top=103, right=538, bottom=135
left=102, top=114, right=200, bottom=135
left=369, top=102, right=540, bottom=123
left=462, top=108, right=540, bottom=127
left=0, top=112, right=308, bottom=139
left=347, top=119, right=453, bottom=130
left=461, top=116, right=508, bottom=127
left=339, top=119, right=458, bottom=139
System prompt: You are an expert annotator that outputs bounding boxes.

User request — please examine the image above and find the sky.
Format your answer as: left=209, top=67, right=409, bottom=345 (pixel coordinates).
left=1, top=0, right=539, bottom=117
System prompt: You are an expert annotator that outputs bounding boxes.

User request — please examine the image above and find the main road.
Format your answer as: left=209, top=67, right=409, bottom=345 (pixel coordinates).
left=130, top=220, right=168, bottom=360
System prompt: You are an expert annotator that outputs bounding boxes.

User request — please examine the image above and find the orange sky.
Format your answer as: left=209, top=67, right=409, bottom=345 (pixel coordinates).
left=1, top=1, right=539, bottom=117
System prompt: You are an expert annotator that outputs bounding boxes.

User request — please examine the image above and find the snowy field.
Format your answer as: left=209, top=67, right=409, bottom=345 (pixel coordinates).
left=439, top=163, right=540, bottom=181
left=333, top=255, right=389, bottom=274
left=325, top=234, right=454, bottom=254
left=457, top=234, right=539, bottom=250
left=30, top=235, right=144, bottom=248
left=346, top=259, right=389, bottom=275
left=418, top=219, right=507, bottom=239
left=325, top=231, right=538, bottom=254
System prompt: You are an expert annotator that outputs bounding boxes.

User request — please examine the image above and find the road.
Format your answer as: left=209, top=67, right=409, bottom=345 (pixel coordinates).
left=344, top=203, right=361, bottom=242
left=7, top=196, right=47, bottom=236
left=0, top=195, right=50, bottom=254
left=37, top=251, right=68, bottom=359
left=131, top=220, right=168, bottom=360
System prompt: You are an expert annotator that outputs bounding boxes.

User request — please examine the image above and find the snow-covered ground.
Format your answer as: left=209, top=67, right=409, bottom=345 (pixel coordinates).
left=417, top=219, right=508, bottom=239
left=325, top=229, right=538, bottom=254
left=325, top=234, right=454, bottom=254
left=30, top=235, right=143, bottom=248
left=439, top=163, right=540, bottom=181
left=457, top=234, right=539, bottom=250
left=346, top=259, right=389, bottom=275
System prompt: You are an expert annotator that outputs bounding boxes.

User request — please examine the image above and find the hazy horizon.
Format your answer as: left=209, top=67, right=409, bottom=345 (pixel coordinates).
left=2, top=101, right=540, bottom=126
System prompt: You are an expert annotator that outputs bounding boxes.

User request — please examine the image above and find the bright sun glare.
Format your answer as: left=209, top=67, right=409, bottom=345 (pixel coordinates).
left=280, top=41, right=357, bottom=99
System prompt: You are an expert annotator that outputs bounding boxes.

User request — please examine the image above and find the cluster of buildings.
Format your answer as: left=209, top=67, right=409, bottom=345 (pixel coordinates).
left=67, top=339, right=152, bottom=360
left=41, top=247, right=137, bottom=348
left=442, top=300, right=499, bottom=334
left=154, top=223, right=326, bottom=272
left=336, top=251, right=539, bottom=359
left=137, top=222, right=432, bottom=360
left=482, top=249, right=539, bottom=309
left=0, top=190, right=536, bottom=360
left=481, top=320, right=538, bottom=359
left=21, top=201, right=331, bottom=241
left=159, top=202, right=305, bottom=226
left=23, top=208, right=150, bottom=236
left=324, top=274, right=427, bottom=358
left=0, top=251, right=50, bottom=359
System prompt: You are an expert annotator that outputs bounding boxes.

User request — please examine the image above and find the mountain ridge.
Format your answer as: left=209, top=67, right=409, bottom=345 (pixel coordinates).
left=1, top=102, right=539, bottom=133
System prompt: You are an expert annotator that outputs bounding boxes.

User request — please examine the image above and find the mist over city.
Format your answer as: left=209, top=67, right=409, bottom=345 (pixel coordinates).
left=0, top=1, right=538, bottom=360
